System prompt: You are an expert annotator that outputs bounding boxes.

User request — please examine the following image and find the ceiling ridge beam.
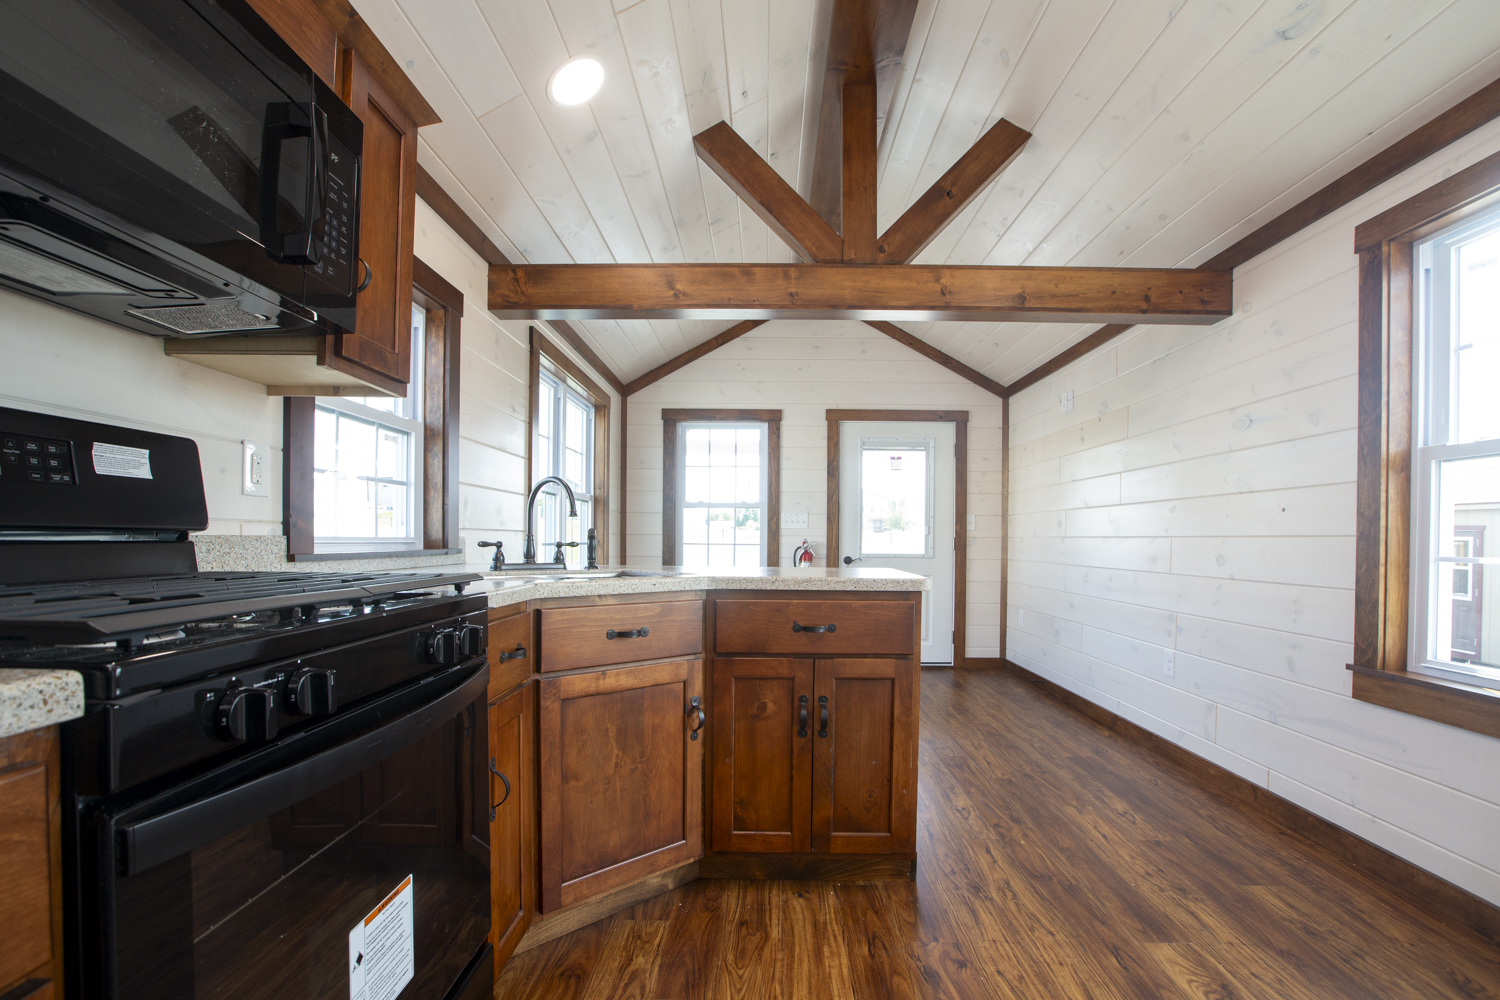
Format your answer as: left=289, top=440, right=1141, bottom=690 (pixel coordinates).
left=877, top=119, right=1031, bottom=264
left=622, top=321, right=766, bottom=396
left=864, top=321, right=1007, bottom=398
left=488, top=263, right=1231, bottom=325
left=1001, top=73, right=1500, bottom=398
left=693, top=123, right=842, bottom=263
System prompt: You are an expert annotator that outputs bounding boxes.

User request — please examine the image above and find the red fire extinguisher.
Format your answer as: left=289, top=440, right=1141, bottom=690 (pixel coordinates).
left=792, top=539, right=815, bottom=567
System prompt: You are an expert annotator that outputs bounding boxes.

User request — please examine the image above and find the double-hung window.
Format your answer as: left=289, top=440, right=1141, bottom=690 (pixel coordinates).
left=677, top=423, right=767, bottom=569
left=533, top=367, right=594, bottom=568
left=1412, top=204, right=1500, bottom=685
left=313, top=303, right=425, bottom=548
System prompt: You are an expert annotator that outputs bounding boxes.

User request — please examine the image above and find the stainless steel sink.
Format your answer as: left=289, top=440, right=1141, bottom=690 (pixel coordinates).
left=483, top=568, right=675, bottom=582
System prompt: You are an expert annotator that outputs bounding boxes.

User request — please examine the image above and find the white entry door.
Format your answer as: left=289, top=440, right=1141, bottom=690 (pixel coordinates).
left=838, top=421, right=956, bottom=664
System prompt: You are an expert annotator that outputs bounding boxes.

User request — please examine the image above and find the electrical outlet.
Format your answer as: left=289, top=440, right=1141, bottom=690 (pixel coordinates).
left=1162, top=650, right=1176, bottom=678
left=967, top=513, right=976, bottom=531
left=782, top=511, right=809, bottom=529
left=242, top=440, right=271, bottom=498
left=1060, top=389, right=1075, bottom=412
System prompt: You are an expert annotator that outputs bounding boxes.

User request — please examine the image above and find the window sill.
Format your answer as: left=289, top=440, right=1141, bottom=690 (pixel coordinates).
left=291, top=548, right=461, bottom=562
left=1348, top=664, right=1500, bottom=740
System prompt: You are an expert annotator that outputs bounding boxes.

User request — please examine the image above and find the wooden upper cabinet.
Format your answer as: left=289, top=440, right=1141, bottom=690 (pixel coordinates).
left=538, top=659, right=704, bottom=912
left=241, top=0, right=338, bottom=86
left=330, top=49, right=418, bottom=388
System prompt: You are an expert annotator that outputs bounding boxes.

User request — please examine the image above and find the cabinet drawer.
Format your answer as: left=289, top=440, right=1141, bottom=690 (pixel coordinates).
left=488, top=608, right=532, bottom=699
left=538, top=601, right=703, bottom=671
left=713, top=599, right=915, bottom=655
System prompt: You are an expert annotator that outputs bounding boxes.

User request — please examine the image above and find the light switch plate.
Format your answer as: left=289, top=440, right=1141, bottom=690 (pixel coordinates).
left=1060, top=389, right=1075, bottom=412
left=967, top=514, right=976, bottom=531
left=242, top=440, right=271, bottom=497
left=782, top=511, right=809, bottom=529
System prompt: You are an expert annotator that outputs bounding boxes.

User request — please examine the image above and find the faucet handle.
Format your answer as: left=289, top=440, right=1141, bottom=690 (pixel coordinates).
left=477, top=540, right=505, bottom=571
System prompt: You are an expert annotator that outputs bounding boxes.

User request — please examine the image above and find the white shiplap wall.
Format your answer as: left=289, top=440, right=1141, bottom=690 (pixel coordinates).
left=625, top=320, right=1004, bottom=658
left=1006, top=118, right=1500, bottom=905
left=0, top=287, right=284, bottom=536
left=413, top=199, right=623, bottom=568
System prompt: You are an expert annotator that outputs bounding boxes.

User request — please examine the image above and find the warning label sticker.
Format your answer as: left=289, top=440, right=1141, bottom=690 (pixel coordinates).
left=91, top=442, right=152, bottom=479
left=349, top=875, right=415, bottom=1000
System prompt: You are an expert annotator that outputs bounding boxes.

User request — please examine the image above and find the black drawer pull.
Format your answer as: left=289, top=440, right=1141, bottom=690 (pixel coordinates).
left=606, top=627, right=650, bottom=640
left=497, top=644, right=527, bottom=662
left=792, top=622, right=836, bottom=634
left=798, top=694, right=809, bottom=737
left=818, top=695, right=829, bottom=738
left=488, top=757, right=511, bottom=821
left=686, top=696, right=705, bottom=741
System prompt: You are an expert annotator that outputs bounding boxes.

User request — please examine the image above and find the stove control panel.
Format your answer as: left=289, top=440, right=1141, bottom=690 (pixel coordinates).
left=2, top=431, right=76, bottom=484
left=286, top=667, right=337, bottom=716
left=216, top=685, right=279, bottom=743
left=419, top=624, right=485, bottom=666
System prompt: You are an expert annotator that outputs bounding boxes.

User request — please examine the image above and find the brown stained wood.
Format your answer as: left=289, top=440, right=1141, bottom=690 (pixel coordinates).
left=693, top=124, right=842, bottom=263
left=813, top=658, right=916, bottom=855
left=1002, top=322, right=1134, bottom=396
left=711, top=658, right=814, bottom=853
left=622, top=320, right=765, bottom=395
left=577, top=916, right=668, bottom=1000
left=281, top=397, right=315, bottom=554
left=414, top=164, right=510, bottom=266
left=413, top=256, right=463, bottom=551
left=661, top=408, right=783, bottom=422
left=510, top=668, right=1500, bottom=998
left=998, top=397, right=1008, bottom=667
left=513, top=861, right=699, bottom=956
left=532, top=327, right=614, bottom=562
left=696, top=852, right=915, bottom=880
left=1350, top=666, right=1500, bottom=741
left=618, top=397, right=627, bottom=566
left=713, top=599, right=916, bottom=656
left=536, top=600, right=702, bottom=672
left=1219, top=77, right=1500, bottom=267
left=0, top=727, right=62, bottom=999
left=878, top=119, right=1032, bottom=265
left=487, top=607, right=531, bottom=699
left=545, top=321, right=626, bottom=396
left=842, top=84, right=879, bottom=262
left=767, top=417, right=781, bottom=568
left=659, top=409, right=782, bottom=569
left=487, top=262, right=1232, bottom=325
left=538, top=659, right=704, bottom=913
left=298, top=0, right=438, bottom=125
left=489, top=683, right=533, bottom=976
left=864, top=321, right=1007, bottom=397
left=241, top=0, right=338, bottom=86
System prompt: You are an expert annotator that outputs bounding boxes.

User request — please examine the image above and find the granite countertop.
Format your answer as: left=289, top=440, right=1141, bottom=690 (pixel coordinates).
left=0, top=668, right=85, bottom=739
left=468, top=565, right=930, bottom=609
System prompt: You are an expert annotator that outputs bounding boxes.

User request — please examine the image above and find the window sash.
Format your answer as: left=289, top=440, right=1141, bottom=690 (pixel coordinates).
left=676, top=421, right=768, bottom=569
left=535, top=367, right=594, bottom=568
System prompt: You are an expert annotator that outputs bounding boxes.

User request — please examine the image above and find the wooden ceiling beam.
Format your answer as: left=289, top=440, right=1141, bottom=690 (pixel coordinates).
left=842, top=84, right=879, bottom=261
left=864, top=321, right=1007, bottom=397
left=622, top=320, right=766, bottom=395
left=488, top=263, right=1231, bottom=324
left=692, top=123, right=842, bottom=263
left=878, top=119, right=1031, bottom=264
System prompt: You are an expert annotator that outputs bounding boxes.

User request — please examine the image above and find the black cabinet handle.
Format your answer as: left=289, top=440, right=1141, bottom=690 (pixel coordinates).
left=488, top=757, right=511, bottom=821
left=793, top=622, right=836, bottom=634
left=798, top=694, right=809, bottom=737
left=606, top=627, right=650, bottom=640
left=497, top=644, right=527, bottom=663
left=686, top=696, right=705, bottom=741
left=818, top=695, right=829, bottom=738
left=354, top=257, right=372, bottom=293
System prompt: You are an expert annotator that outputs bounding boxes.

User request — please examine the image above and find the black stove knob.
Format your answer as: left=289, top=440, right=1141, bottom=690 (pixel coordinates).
left=426, top=628, right=459, bottom=666
left=217, top=687, right=278, bottom=743
left=458, top=624, right=486, bottom=658
left=287, top=668, right=337, bottom=716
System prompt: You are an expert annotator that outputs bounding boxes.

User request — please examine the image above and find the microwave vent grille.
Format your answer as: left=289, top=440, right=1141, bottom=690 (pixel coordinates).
left=0, top=236, right=135, bottom=296
left=126, top=304, right=279, bottom=336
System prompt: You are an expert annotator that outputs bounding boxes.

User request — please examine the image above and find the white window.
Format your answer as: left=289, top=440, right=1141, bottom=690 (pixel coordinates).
left=313, top=303, right=425, bottom=549
left=533, top=367, right=593, bottom=568
left=677, top=423, right=766, bottom=569
left=1412, top=204, right=1500, bottom=683
left=857, top=439, right=934, bottom=558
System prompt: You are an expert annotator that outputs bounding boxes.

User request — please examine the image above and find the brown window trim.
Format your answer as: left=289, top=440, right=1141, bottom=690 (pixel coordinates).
left=1352, top=146, right=1500, bottom=738
left=528, top=326, right=611, bottom=564
left=283, top=256, right=462, bottom=558
left=661, top=409, right=781, bottom=567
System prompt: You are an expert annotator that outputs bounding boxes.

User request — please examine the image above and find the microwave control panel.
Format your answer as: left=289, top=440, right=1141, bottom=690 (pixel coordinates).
left=311, top=133, right=359, bottom=296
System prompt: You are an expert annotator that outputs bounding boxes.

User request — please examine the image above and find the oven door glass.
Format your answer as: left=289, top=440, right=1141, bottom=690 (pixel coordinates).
left=97, top=669, right=491, bottom=1000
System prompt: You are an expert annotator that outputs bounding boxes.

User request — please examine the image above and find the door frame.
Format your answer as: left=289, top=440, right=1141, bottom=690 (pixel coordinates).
left=826, top=409, right=968, bottom=668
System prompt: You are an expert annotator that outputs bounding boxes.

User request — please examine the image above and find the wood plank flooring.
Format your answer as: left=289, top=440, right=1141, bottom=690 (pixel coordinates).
left=495, top=668, right=1500, bottom=999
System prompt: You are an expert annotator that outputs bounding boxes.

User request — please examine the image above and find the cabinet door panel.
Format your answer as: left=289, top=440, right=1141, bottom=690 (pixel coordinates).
left=711, top=657, right=812, bottom=853
left=539, top=659, right=703, bottom=912
left=812, top=659, right=917, bottom=854
left=331, top=51, right=416, bottom=388
left=489, top=683, right=533, bottom=974
left=0, top=763, right=51, bottom=989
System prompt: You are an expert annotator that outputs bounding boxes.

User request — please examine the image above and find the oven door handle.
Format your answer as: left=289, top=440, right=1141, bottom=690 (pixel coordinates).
left=117, top=661, right=488, bottom=877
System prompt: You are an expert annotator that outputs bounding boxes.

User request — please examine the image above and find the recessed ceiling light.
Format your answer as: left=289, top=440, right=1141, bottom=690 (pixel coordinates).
left=549, top=57, right=604, bottom=107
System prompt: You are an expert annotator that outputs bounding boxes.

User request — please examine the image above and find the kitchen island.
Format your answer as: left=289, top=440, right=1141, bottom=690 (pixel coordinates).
left=471, top=566, right=928, bottom=970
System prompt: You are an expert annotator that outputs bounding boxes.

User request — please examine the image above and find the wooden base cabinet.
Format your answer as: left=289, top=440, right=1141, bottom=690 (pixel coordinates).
left=538, top=658, right=705, bottom=913
left=0, top=726, right=64, bottom=1000
left=712, top=657, right=916, bottom=856
left=488, top=683, right=533, bottom=975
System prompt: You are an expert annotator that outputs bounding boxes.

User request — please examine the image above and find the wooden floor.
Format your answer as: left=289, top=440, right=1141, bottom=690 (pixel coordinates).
left=495, top=668, right=1500, bottom=999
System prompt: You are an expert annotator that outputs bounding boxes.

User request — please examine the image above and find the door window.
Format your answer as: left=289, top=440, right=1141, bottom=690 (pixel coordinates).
left=857, top=439, right=934, bottom=558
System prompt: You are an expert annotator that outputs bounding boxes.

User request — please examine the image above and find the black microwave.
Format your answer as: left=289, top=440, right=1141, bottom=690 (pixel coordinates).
left=0, top=0, right=362, bottom=338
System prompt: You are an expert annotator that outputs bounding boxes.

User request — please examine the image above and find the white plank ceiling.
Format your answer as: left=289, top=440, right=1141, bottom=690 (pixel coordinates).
left=355, top=0, right=1500, bottom=385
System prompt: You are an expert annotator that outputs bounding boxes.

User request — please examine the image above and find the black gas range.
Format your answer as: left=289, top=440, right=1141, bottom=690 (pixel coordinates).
left=0, top=406, right=495, bottom=1000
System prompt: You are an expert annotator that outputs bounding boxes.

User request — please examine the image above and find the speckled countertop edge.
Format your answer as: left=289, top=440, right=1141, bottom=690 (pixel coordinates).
left=477, top=568, right=930, bottom=610
left=0, top=668, right=85, bottom=739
